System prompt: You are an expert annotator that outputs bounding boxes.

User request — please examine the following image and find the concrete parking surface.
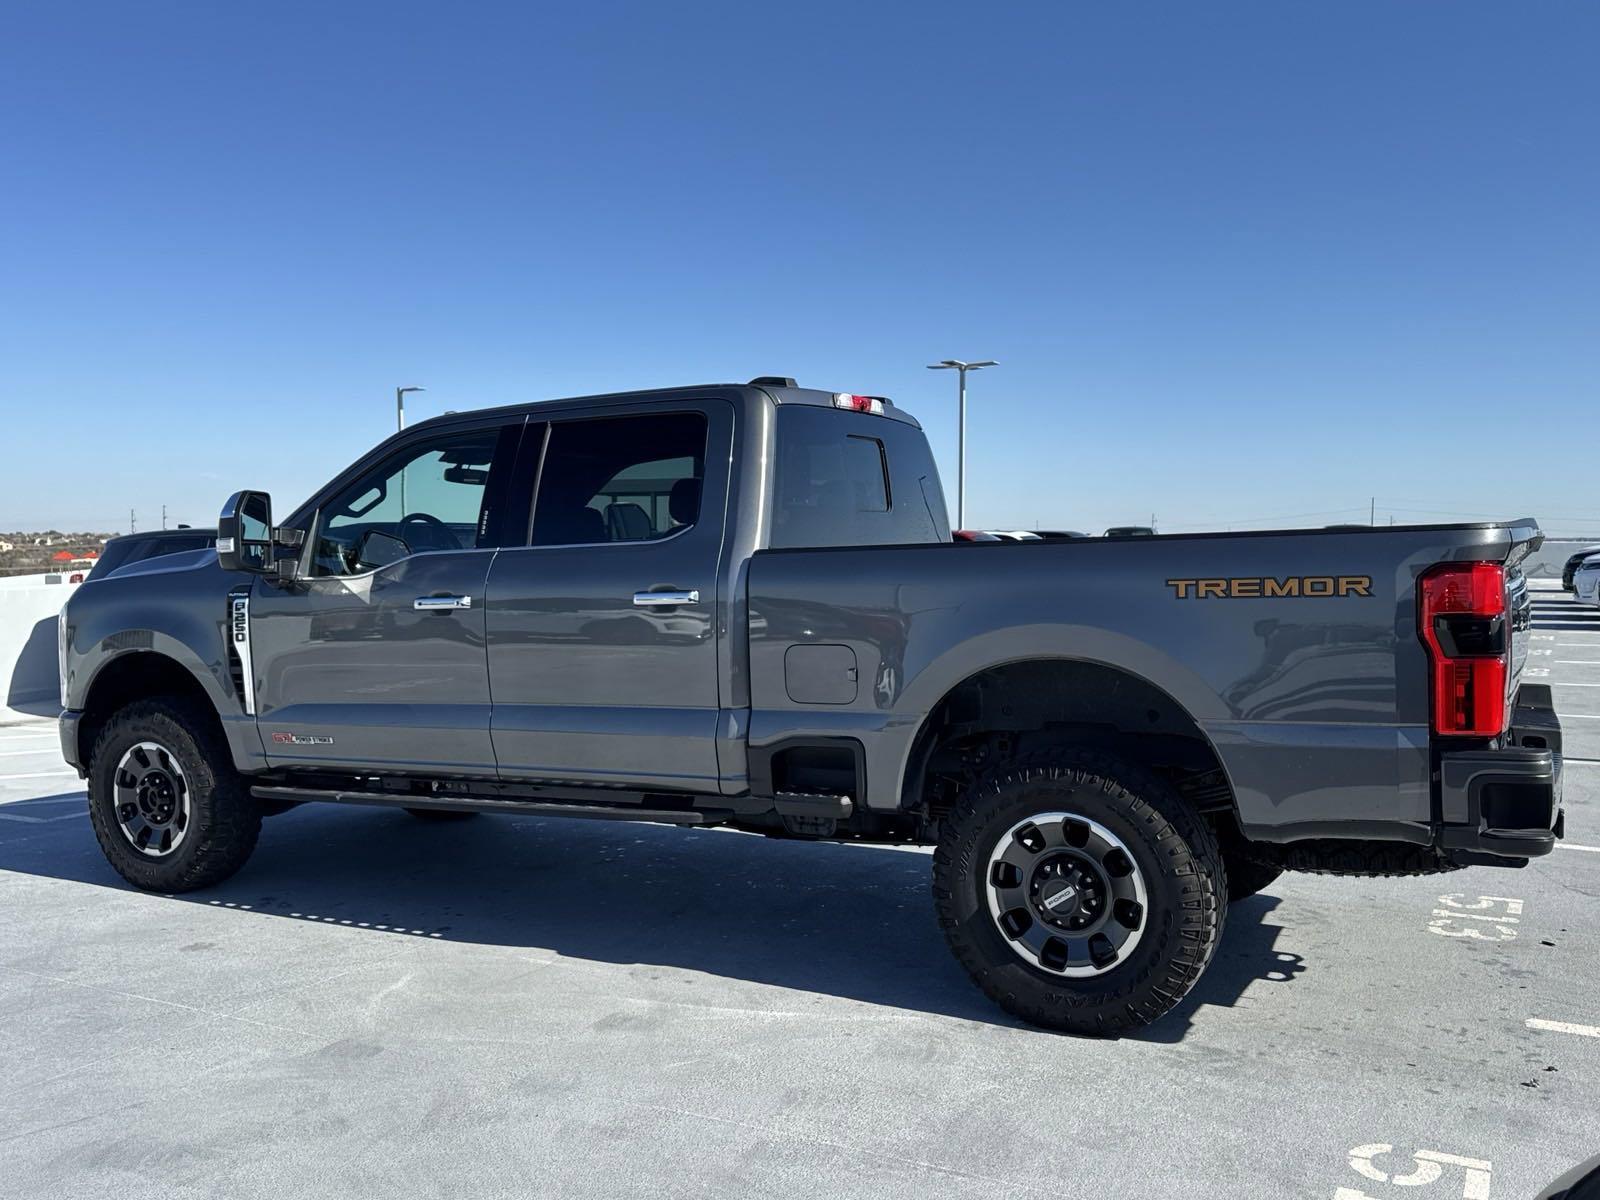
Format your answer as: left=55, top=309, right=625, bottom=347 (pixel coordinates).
left=2, top=584, right=1596, bottom=1199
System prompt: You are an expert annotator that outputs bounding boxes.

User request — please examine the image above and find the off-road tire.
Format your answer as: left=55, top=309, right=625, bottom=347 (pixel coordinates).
left=933, top=748, right=1226, bottom=1036
left=1223, top=853, right=1283, bottom=902
left=403, top=807, right=479, bottom=821
left=87, top=697, right=261, bottom=892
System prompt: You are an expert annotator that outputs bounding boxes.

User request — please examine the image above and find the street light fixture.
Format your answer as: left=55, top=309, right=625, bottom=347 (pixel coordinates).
left=396, top=385, right=425, bottom=433
left=925, top=359, right=997, bottom=530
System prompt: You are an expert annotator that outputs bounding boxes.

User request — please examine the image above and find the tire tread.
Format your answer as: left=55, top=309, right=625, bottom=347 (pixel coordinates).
left=87, top=696, right=261, bottom=892
left=933, top=747, right=1225, bottom=1035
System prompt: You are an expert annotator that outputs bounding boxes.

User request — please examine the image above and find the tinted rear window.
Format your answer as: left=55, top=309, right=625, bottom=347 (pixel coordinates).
left=770, top=406, right=946, bottom=549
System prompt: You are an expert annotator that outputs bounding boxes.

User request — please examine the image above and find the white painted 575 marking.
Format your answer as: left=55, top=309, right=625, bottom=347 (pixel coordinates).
left=1335, top=1144, right=1493, bottom=1198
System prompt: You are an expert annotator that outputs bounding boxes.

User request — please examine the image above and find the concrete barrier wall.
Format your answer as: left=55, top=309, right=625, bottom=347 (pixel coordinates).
left=0, top=574, right=71, bottom=718
left=0, top=534, right=1592, bottom=719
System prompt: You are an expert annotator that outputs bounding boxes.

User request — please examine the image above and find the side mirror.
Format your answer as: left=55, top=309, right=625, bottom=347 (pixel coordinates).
left=355, top=529, right=409, bottom=570
left=217, top=491, right=275, bottom=574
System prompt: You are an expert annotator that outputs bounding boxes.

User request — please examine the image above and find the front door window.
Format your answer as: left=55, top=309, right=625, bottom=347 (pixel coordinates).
left=312, top=428, right=505, bottom=576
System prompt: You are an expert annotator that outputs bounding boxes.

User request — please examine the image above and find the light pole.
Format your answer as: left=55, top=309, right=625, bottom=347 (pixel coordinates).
left=925, top=359, right=996, bottom=530
left=396, top=385, right=425, bottom=433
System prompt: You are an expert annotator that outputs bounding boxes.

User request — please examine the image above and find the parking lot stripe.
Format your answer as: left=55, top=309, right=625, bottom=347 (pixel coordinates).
left=0, top=812, right=79, bottom=824
left=0, top=748, right=58, bottom=756
left=0, top=769, right=79, bottom=782
left=1526, top=1018, right=1600, bottom=1039
left=1556, top=843, right=1600, bottom=853
left=0, top=794, right=81, bottom=808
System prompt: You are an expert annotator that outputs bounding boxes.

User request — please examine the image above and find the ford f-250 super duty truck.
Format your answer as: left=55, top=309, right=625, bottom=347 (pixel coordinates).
left=57, top=378, right=1564, bottom=1034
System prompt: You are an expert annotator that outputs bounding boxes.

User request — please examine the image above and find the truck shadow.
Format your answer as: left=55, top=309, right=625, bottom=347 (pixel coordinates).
left=0, top=797, right=1305, bottom=1038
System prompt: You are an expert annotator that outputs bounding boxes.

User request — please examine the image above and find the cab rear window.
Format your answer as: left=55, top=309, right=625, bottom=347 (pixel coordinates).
left=770, top=405, right=943, bottom=548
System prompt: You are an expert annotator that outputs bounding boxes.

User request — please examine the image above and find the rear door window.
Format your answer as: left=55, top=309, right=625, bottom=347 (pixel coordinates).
left=531, top=413, right=707, bottom=546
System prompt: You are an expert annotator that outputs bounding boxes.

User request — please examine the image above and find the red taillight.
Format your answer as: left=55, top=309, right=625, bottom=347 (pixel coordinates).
left=1418, top=561, right=1508, bottom=737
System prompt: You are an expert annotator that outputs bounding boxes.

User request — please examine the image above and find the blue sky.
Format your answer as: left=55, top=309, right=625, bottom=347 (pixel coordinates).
left=2, top=2, right=1596, bottom=535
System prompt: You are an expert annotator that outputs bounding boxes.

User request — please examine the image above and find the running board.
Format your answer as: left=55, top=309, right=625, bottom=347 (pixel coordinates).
left=774, top=791, right=854, bottom=820
left=250, top=785, right=736, bottom=826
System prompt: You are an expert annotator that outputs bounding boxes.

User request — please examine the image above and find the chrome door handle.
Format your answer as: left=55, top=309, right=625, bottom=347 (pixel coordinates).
left=633, top=589, right=699, bottom=607
left=414, top=595, right=473, bottom=611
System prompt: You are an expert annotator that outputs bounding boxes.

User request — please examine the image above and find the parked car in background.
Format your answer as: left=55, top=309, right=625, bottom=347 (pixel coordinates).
left=957, top=530, right=1089, bottom=542
left=1562, top=544, right=1600, bottom=591
left=85, top=529, right=217, bottom=582
left=1104, top=525, right=1156, bottom=537
left=1574, top=555, right=1600, bottom=608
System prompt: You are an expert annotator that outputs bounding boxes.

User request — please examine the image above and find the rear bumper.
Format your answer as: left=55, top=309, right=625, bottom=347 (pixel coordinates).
left=1437, top=690, right=1563, bottom=865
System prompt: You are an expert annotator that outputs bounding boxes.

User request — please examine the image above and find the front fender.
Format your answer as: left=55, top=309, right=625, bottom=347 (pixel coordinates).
left=63, top=559, right=264, bottom=771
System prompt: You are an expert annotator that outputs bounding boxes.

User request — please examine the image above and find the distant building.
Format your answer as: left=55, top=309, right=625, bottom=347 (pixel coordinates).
left=0, top=540, right=13, bottom=552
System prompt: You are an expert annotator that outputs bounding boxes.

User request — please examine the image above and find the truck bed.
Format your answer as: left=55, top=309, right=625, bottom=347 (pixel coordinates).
left=747, top=519, right=1543, bottom=841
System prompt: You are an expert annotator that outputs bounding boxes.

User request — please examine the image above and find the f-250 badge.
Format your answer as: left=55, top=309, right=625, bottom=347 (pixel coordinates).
left=271, top=732, right=335, bottom=745
left=1165, top=575, right=1373, bottom=599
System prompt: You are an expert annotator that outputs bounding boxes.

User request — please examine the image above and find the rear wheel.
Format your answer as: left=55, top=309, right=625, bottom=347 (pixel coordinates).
left=933, top=749, right=1225, bottom=1035
left=87, top=697, right=261, bottom=892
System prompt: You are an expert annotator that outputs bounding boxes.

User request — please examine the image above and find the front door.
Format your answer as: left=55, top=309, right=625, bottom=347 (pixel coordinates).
left=485, top=402, right=730, bottom=791
left=250, top=419, right=525, bottom=774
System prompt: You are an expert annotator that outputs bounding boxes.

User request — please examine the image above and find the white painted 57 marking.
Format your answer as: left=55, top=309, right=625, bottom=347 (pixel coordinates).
left=1336, top=1144, right=1493, bottom=1198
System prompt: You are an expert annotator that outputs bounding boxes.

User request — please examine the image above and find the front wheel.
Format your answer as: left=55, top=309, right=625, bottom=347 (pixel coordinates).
left=87, top=697, right=261, bottom=893
left=933, top=750, right=1226, bottom=1035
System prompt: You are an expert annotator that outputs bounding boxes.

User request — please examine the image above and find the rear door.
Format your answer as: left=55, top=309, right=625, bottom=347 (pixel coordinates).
left=249, top=418, right=526, bottom=773
left=485, top=401, right=731, bottom=790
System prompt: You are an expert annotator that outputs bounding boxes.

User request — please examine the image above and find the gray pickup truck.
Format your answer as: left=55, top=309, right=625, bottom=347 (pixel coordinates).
left=57, top=379, right=1564, bottom=1034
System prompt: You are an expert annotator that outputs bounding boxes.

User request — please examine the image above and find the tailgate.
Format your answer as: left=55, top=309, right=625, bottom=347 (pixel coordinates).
left=1503, top=521, right=1542, bottom=705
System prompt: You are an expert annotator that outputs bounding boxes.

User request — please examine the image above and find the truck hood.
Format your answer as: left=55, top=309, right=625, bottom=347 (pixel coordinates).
left=96, top=546, right=221, bottom=582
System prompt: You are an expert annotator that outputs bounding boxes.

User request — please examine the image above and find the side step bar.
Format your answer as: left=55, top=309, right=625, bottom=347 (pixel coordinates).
left=251, top=785, right=737, bottom=826
left=774, top=792, right=854, bottom=820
